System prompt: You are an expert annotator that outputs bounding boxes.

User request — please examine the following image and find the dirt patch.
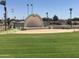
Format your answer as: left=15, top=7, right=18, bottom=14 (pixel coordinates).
left=0, top=29, right=78, bottom=34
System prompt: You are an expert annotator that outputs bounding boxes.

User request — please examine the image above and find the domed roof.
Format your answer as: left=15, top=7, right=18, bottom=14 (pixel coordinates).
left=24, top=14, right=44, bottom=27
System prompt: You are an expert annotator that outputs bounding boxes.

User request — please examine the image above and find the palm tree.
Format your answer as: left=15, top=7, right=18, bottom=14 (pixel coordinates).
left=0, top=0, right=7, bottom=31
left=53, top=15, right=59, bottom=21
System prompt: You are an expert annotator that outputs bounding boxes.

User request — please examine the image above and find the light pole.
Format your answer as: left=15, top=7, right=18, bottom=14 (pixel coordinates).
left=0, top=0, right=7, bottom=31
left=46, top=12, right=50, bottom=28
left=69, top=8, right=72, bottom=28
left=27, top=4, right=29, bottom=16
left=46, top=12, right=49, bottom=24
left=46, top=12, right=48, bottom=18
left=11, top=9, right=14, bottom=19
left=31, top=4, right=33, bottom=14
left=69, top=8, right=72, bottom=19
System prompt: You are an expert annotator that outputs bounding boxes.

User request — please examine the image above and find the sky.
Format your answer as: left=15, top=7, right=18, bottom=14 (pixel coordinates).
left=0, top=0, right=79, bottom=19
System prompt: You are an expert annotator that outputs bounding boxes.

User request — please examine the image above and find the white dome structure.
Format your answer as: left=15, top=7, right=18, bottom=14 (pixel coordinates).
left=24, top=14, right=44, bottom=27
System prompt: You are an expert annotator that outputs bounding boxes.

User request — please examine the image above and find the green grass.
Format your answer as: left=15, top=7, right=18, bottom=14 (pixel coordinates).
left=0, top=32, right=79, bottom=58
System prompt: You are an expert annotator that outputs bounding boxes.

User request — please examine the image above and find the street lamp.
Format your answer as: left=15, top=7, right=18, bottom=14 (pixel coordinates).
left=0, top=0, right=7, bottom=31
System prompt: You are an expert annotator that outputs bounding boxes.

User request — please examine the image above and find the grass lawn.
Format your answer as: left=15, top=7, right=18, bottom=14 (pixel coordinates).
left=0, top=32, right=79, bottom=58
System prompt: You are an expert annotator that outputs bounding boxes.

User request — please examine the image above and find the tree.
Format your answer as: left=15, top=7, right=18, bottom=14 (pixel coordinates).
left=53, top=15, right=59, bottom=21
left=72, top=18, right=79, bottom=21
left=0, top=0, right=6, bottom=5
left=67, top=19, right=72, bottom=25
left=46, top=12, right=48, bottom=18
left=42, top=17, right=49, bottom=21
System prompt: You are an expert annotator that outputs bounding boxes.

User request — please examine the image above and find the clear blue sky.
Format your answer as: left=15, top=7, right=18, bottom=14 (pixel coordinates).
left=0, top=0, right=79, bottom=19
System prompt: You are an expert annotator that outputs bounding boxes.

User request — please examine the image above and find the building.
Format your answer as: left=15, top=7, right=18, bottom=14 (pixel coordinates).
left=24, top=14, right=44, bottom=27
